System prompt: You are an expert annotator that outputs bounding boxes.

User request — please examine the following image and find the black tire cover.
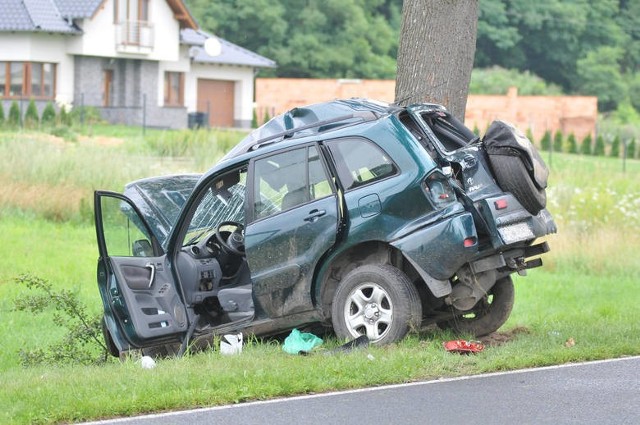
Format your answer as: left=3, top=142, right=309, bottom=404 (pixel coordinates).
left=483, top=120, right=549, bottom=190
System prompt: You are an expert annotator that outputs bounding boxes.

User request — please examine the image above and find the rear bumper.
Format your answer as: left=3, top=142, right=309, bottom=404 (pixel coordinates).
left=476, top=193, right=557, bottom=249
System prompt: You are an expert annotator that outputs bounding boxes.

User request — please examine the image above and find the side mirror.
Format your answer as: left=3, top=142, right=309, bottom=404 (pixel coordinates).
left=132, top=239, right=153, bottom=257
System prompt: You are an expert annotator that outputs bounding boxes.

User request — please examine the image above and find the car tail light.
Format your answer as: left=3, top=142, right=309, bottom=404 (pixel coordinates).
left=494, top=199, right=508, bottom=210
left=424, top=172, right=456, bottom=208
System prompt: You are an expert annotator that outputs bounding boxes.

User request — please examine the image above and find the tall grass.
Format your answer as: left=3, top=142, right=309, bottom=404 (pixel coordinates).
left=0, top=129, right=638, bottom=424
left=0, top=128, right=245, bottom=221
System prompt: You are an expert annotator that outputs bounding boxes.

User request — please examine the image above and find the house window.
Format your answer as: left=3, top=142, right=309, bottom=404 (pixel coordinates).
left=164, top=72, right=184, bottom=106
left=115, top=0, right=150, bottom=22
left=0, top=62, right=56, bottom=99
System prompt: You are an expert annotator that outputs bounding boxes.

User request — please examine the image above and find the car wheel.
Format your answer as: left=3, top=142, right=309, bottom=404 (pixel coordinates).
left=331, top=264, right=422, bottom=345
left=490, top=154, right=546, bottom=215
left=437, top=276, right=514, bottom=337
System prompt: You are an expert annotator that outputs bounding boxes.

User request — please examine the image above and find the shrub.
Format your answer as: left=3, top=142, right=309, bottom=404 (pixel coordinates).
left=610, top=135, right=620, bottom=157
left=627, top=138, right=636, bottom=159
left=58, top=105, right=71, bottom=126
left=8, top=100, right=20, bottom=127
left=553, top=130, right=564, bottom=152
left=526, top=128, right=535, bottom=146
left=580, top=134, right=593, bottom=155
left=71, top=106, right=103, bottom=126
left=540, top=130, right=552, bottom=151
left=24, top=99, right=40, bottom=129
left=251, top=107, right=258, bottom=128
left=566, top=133, right=578, bottom=154
left=0, top=101, right=5, bottom=126
left=12, top=274, right=109, bottom=366
left=262, top=108, right=271, bottom=125
left=594, top=135, right=606, bottom=156
left=41, top=102, right=57, bottom=125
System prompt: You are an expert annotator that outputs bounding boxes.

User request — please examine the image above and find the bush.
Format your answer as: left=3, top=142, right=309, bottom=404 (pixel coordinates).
left=70, top=106, right=103, bottom=126
left=540, top=130, right=552, bottom=151
left=610, top=135, right=621, bottom=157
left=580, top=134, right=593, bottom=155
left=8, top=100, right=20, bottom=127
left=12, top=274, right=110, bottom=366
left=58, top=105, right=71, bottom=126
left=594, top=135, right=606, bottom=156
left=24, top=99, right=40, bottom=129
left=41, top=102, right=57, bottom=125
left=566, top=133, right=578, bottom=154
left=628, top=138, right=636, bottom=159
left=0, top=101, right=5, bottom=126
left=526, top=128, right=535, bottom=146
left=553, top=130, right=564, bottom=152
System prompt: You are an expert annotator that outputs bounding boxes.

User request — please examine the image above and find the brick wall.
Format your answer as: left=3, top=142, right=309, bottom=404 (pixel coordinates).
left=256, top=78, right=598, bottom=142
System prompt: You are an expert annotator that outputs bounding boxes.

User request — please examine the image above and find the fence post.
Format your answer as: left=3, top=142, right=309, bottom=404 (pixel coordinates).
left=142, top=94, right=146, bottom=137
left=80, top=93, right=85, bottom=126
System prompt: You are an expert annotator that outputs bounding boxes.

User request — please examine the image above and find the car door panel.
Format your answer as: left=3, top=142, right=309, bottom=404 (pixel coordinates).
left=246, top=197, right=338, bottom=318
left=95, top=191, right=188, bottom=347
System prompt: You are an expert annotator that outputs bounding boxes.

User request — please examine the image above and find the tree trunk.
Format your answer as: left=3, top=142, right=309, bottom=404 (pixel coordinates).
left=395, top=0, right=479, bottom=121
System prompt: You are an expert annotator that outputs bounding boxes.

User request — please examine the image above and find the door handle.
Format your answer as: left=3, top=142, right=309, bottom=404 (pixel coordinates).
left=144, top=262, right=155, bottom=288
left=304, top=209, right=326, bottom=223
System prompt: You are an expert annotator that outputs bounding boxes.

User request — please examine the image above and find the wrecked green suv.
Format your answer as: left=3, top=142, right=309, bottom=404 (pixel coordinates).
left=95, top=98, right=556, bottom=357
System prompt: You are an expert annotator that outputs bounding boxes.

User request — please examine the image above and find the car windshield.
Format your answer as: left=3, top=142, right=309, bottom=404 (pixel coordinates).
left=183, top=169, right=246, bottom=246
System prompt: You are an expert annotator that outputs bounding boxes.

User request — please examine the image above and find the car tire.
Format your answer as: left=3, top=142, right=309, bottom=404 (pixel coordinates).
left=490, top=154, right=546, bottom=215
left=437, top=276, right=514, bottom=337
left=331, top=264, right=422, bottom=345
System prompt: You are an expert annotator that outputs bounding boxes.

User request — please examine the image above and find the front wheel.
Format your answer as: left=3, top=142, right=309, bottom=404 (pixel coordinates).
left=437, top=276, right=514, bottom=337
left=331, top=264, right=422, bottom=345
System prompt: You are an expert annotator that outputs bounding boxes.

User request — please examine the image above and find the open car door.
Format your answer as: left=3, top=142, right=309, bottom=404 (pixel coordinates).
left=95, top=191, right=188, bottom=349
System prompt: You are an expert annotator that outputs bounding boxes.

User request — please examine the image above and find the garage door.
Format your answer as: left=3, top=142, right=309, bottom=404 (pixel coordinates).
left=197, top=79, right=235, bottom=128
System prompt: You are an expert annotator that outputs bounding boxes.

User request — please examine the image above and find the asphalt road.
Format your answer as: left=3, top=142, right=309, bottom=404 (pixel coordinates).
left=85, top=356, right=640, bottom=425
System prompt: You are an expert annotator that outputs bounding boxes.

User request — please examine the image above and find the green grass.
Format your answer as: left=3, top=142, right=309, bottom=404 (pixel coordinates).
left=0, top=131, right=639, bottom=424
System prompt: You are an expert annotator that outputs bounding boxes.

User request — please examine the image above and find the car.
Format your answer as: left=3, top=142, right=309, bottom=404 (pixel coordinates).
left=94, top=98, right=556, bottom=358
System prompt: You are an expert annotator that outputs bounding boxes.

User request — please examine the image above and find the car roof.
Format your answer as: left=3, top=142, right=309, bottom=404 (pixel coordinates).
left=222, top=98, right=402, bottom=160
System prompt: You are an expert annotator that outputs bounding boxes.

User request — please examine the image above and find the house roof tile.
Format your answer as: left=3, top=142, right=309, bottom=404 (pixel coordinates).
left=54, top=0, right=103, bottom=19
left=0, top=0, right=80, bottom=33
left=181, top=28, right=276, bottom=69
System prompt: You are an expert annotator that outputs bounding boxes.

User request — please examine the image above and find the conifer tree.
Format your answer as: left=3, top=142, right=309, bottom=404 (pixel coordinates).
left=566, top=133, right=578, bottom=154
left=610, top=135, right=620, bottom=157
left=580, top=134, right=592, bottom=155
left=553, top=130, right=564, bottom=152
left=594, top=135, right=606, bottom=156
left=540, top=130, right=552, bottom=151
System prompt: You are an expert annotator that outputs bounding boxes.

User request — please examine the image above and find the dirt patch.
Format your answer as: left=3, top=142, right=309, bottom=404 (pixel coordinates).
left=478, top=326, right=530, bottom=347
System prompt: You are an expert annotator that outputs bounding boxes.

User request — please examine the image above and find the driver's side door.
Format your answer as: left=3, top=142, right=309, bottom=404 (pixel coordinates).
left=95, top=191, right=188, bottom=348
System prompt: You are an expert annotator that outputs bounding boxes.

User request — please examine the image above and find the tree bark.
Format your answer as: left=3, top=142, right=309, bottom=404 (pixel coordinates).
left=395, top=0, right=479, bottom=121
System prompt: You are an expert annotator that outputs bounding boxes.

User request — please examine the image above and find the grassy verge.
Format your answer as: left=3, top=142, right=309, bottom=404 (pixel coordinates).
left=0, top=132, right=638, bottom=423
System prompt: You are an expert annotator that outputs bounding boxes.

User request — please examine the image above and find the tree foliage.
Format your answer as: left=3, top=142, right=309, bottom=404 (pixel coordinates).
left=185, top=0, right=640, bottom=114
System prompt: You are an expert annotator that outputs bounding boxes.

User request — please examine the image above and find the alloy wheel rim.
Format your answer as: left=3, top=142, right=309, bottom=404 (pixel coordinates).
left=344, top=282, right=393, bottom=342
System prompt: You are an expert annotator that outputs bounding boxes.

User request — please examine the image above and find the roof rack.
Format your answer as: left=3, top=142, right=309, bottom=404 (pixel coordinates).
left=250, top=110, right=379, bottom=151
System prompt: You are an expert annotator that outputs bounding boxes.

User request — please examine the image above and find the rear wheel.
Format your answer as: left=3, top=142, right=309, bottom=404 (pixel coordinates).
left=331, top=264, right=422, bottom=345
left=490, top=155, right=546, bottom=215
left=437, top=276, right=514, bottom=337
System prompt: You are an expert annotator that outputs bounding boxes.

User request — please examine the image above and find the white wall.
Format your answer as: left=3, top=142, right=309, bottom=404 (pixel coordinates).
left=0, top=33, right=75, bottom=104
left=66, top=0, right=180, bottom=62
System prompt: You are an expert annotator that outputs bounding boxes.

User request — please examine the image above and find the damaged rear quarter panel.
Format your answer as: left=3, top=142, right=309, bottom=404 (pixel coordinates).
left=391, top=211, right=478, bottom=283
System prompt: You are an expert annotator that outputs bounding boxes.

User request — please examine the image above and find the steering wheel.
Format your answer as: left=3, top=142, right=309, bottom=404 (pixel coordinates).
left=215, top=221, right=245, bottom=256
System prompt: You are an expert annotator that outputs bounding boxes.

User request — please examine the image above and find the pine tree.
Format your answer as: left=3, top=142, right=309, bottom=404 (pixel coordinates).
left=8, top=101, right=20, bottom=128
left=41, top=102, right=56, bottom=126
left=594, top=135, right=606, bottom=156
left=553, top=130, right=563, bottom=152
left=0, top=101, right=4, bottom=126
left=540, top=130, right=552, bottom=151
left=24, top=99, right=39, bottom=129
left=580, top=134, right=592, bottom=155
left=627, top=138, right=636, bottom=159
left=526, top=128, right=536, bottom=146
left=566, top=133, right=578, bottom=154
left=610, top=135, right=620, bottom=158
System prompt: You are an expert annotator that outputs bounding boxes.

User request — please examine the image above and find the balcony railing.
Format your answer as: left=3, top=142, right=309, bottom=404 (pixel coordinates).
left=115, top=21, right=154, bottom=53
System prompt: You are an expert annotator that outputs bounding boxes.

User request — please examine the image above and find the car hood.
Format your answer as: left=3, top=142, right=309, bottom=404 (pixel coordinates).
left=124, top=174, right=201, bottom=247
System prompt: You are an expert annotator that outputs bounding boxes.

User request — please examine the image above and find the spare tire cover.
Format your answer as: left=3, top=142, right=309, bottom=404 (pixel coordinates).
left=483, top=120, right=549, bottom=190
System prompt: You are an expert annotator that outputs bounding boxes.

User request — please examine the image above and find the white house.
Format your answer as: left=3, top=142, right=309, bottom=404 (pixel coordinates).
left=0, top=0, right=275, bottom=128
